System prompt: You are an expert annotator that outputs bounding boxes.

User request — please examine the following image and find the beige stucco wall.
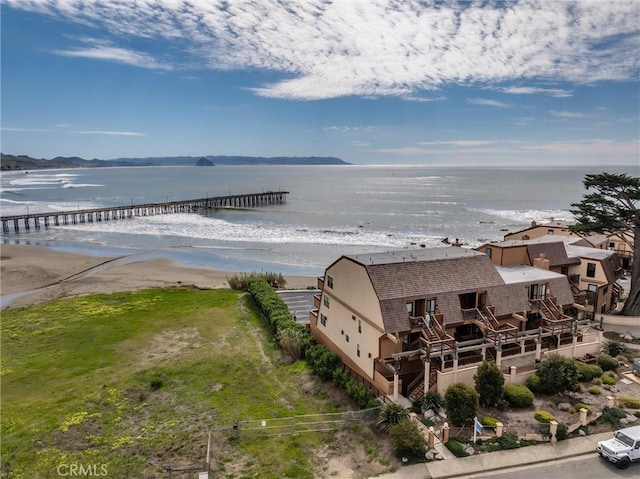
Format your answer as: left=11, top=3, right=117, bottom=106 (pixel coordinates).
left=568, top=258, right=612, bottom=313
left=505, top=225, right=576, bottom=241
left=314, top=258, right=385, bottom=379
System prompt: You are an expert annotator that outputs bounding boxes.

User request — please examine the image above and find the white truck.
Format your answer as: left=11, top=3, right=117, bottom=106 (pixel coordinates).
left=596, top=425, right=640, bottom=469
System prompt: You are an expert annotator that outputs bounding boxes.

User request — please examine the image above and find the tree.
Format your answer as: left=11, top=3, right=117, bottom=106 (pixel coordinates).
left=535, top=354, right=580, bottom=394
left=444, top=383, right=479, bottom=426
left=570, top=172, right=640, bottom=316
left=474, top=361, right=505, bottom=407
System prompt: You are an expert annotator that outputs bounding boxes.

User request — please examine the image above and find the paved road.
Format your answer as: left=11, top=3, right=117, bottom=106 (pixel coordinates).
left=456, top=454, right=639, bottom=479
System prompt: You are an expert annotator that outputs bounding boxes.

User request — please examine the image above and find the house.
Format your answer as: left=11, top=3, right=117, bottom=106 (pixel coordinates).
left=476, top=236, right=624, bottom=316
left=503, top=220, right=580, bottom=242
left=309, top=247, right=601, bottom=402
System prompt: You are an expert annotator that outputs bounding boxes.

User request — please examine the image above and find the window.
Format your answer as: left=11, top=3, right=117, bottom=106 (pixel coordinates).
left=608, top=242, right=615, bottom=250
left=358, top=320, right=362, bottom=333
left=586, top=262, right=596, bottom=278
left=327, top=275, right=334, bottom=289
left=352, top=315, right=356, bottom=321
left=320, top=314, right=327, bottom=326
left=323, top=295, right=330, bottom=307
left=346, top=334, right=350, bottom=343
left=357, top=344, right=361, bottom=357
left=405, top=302, right=414, bottom=316
left=426, top=299, right=436, bottom=315
left=485, top=247, right=492, bottom=259
left=547, top=229, right=554, bottom=235
left=560, top=266, right=568, bottom=275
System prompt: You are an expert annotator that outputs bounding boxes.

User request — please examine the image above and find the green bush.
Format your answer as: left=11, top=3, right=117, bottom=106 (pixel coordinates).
left=228, top=272, right=286, bottom=291
left=444, top=383, right=479, bottom=426
left=588, top=386, right=602, bottom=395
left=412, top=391, right=444, bottom=414
left=572, top=403, right=592, bottom=414
left=600, top=407, right=627, bottom=428
left=495, top=432, right=520, bottom=450
left=576, top=362, right=603, bottom=382
left=525, top=373, right=541, bottom=392
left=535, top=354, right=580, bottom=394
left=345, top=377, right=377, bottom=408
left=504, top=384, right=534, bottom=407
left=445, top=438, right=469, bottom=457
left=377, top=402, right=409, bottom=433
left=596, top=354, right=619, bottom=372
left=389, top=419, right=427, bottom=460
left=534, top=410, right=555, bottom=423
left=602, top=340, right=627, bottom=357
left=481, top=416, right=499, bottom=427
left=600, top=374, right=616, bottom=385
left=474, top=361, right=505, bottom=407
left=556, top=423, right=568, bottom=441
left=618, top=396, right=640, bottom=409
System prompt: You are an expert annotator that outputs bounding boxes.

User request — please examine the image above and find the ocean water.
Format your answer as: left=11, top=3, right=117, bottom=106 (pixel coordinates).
left=1, top=164, right=636, bottom=276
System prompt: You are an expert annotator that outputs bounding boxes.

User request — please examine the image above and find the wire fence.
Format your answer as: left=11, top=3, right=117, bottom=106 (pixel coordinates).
left=213, top=406, right=382, bottom=440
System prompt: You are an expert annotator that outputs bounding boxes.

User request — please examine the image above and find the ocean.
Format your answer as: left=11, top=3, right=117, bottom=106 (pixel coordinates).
left=1, top=164, right=636, bottom=277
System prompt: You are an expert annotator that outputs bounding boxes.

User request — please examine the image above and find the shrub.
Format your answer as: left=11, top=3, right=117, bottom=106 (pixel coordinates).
left=377, top=402, right=409, bottom=433
left=600, top=407, right=627, bottom=428
left=596, top=354, right=619, bottom=372
left=228, top=272, right=286, bottom=290
left=445, top=438, right=469, bottom=457
left=534, top=410, right=555, bottom=423
left=618, top=396, right=640, bottom=409
left=588, top=386, right=602, bottom=395
left=600, top=374, right=616, bottom=385
left=410, top=392, right=443, bottom=414
left=556, top=423, right=568, bottom=441
left=603, top=339, right=627, bottom=357
left=572, top=403, right=592, bottom=414
left=389, top=419, right=427, bottom=460
left=481, top=416, right=499, bottom=427
left=306, top=344, right=341, bottom=381
left=277, top=325, right=310, bottom=360
left=495, top=432, right=520, bottom=450
left=444, top=383, right=479, bottom=427
left=332, top=368, right=350, bottom=389
left=535, top=354, right=580, bottom=394
left=345, top=378, right=377, bottom=408
left=474, top=361, right=505, bottom=407
left=576, top=362, right=603, bottom=382
left=504, top=384, right=534, bottom=407
left=525, top=373, right=541, bottom=392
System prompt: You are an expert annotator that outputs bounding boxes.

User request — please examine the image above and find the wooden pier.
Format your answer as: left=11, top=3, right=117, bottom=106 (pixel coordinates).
left=1, top=191, right=288, bottom=234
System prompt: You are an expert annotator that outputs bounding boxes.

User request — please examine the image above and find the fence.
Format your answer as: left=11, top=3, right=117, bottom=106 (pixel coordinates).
left=212, top=407, right=382, bottom=440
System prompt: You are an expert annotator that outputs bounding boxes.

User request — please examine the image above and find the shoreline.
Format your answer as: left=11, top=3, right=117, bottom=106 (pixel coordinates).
left=0, top=244, right=317, bottom=309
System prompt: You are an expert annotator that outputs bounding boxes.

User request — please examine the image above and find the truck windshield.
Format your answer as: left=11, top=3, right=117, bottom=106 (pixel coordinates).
left=615, top=432, right=634, bottom=447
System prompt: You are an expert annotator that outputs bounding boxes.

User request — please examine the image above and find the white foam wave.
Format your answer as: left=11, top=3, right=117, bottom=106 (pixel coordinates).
left=57, top=213, right=442, bottom=248
left=472, top=208, right=575, bottom=224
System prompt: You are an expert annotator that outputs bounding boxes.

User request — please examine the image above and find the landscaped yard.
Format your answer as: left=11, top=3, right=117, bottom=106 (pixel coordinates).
left=1, top=287, right=395, bottom=478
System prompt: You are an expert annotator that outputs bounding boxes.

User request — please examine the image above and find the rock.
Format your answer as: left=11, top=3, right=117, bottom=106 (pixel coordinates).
left=463, top=444, right=475, bottom=455
left=424, top=409, right=435, bottom=419
left=621, top=417, right=630, bottom=425
left=579, top=429, right=586, bottom=436
left=434, top=452, right=444, bottom=460
left=558, top=402, right=572, bottom=411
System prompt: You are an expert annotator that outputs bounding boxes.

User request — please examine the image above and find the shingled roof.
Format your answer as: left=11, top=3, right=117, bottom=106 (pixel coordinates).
left=346, top=248, right=508, bottom=332
left=526, top=241, right=581, bottom=267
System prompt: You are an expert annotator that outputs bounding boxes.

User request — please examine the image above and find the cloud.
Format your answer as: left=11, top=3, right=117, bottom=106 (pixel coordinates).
left=54, top=38, right=172, bottom=70
left=72, top=130, right=146, bottom=136
left=549, top=110, right=591, bottom=119
left=416, top=140, right=494, bottom=147
left=498, top=86, right=573, bottom=98
left=523, top=139, right=639, bottom=156
left=467, top=98, right=510, bottom=108
left=6, top=0, right=640, bottom=100
left=1, top=127, right=49, bottom=132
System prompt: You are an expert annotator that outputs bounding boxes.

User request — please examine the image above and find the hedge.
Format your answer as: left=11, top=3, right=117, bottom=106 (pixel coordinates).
left=504, top=384, right=534, bottom=407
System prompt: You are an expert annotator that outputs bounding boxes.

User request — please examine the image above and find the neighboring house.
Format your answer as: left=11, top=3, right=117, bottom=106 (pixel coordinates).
left=503, top=220, right=580, bottom=241
left=309, top=247, right=600, bottom=402
left=477, top=236, right=624, bottom=316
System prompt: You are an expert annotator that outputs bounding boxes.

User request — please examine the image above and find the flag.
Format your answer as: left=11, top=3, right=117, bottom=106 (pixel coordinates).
left=474, top=417, right=483, bottom=434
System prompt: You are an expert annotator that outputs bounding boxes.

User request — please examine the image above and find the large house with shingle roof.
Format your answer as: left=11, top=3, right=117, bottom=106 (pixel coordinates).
left=476, top=236, right=624, bottom=316
left=309, top=246, right=600, bottom=402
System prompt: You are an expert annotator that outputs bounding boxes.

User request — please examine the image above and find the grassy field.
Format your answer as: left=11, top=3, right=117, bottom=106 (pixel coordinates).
left=1, top=287, right=394, bottom=478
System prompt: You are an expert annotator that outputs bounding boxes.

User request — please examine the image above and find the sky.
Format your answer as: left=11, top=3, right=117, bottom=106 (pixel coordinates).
left=1, top=0, right=639, bottom=166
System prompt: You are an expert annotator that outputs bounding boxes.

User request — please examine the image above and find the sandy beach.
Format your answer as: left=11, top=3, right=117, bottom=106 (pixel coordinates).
left=0, top=244, right=317, bottom=309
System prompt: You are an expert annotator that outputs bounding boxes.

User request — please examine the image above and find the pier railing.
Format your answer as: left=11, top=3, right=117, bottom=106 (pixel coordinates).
left=1, top=191, right=288, bottom=233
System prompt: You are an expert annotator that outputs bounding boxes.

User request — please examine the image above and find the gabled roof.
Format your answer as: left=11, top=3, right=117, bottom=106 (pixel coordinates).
left=526, top=241, right=581, bottom=267
left=496, top=265, right=575, bottom=306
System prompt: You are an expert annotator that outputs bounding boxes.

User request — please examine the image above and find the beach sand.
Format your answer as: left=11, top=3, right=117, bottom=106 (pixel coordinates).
left=0, top=244, right=317, bottom=309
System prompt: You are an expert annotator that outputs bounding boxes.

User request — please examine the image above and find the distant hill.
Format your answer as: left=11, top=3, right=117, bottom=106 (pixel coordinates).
left=1, top=153, right=349, bottom=170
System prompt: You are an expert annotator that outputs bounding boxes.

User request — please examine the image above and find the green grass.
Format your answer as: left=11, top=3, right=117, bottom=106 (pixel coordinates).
left=2, top=287, right=383, bottom=478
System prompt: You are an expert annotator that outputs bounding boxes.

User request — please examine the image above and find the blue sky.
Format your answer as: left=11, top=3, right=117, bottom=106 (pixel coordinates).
left=2, top=0, right=639, bottom=166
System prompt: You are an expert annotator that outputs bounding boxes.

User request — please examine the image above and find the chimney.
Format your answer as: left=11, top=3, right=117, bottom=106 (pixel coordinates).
left=531, top=220, right=537, bottom=228
left=533, top=252, right=550, bottom=270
